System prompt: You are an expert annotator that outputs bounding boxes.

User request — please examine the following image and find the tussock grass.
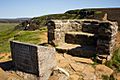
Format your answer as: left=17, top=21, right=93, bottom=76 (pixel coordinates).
left=106, top=48, right=120, bottom=72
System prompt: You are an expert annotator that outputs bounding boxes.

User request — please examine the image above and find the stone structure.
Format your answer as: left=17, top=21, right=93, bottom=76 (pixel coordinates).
left=47, top=19, right=118, bottom=61
left=96, top=21, right=118, bottom=63
left=47, top=20, right=83, bottom=46
left=10, top=41, right=56, bottom=80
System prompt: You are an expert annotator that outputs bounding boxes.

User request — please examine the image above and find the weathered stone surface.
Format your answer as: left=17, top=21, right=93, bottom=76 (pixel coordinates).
left=55, top=53, right=65, bottom=61
left=7, top=73, right=23, bottom=80
left=113, top=73, right=120, bottom=80
left=56, top=53, right=73, bottom=68
left=58, top=59, right=70, bottom=68
left=82, top=65, right=96, bottom=80
left=65, top=32, right=96, bottom=46
left=49, top=68, right=69, bottom=80
left=70, top=63, right=85, bottom=72
left=68, top=45, right=96, bottom=57
left=15, top=71, right=37, bottom=80
left=69, top=74, right=79, bottom=80
left=95, top=64, right=113, bottom=76
left=47, top=19, right=118, bottom=61
left=56, top=43, right=96, bottom=57
left=63, top=53, right=73, bottom=60
left=96, top=21, right=118, bottom=61
left=98, top=21, right=118, bottom=36
left=0, top=68, right=8, bottom=80
left=82, top=20, right=99, bottom=34
left=10, top=41, right=56, bottom=80
left=72, top=57, right=94, bottom=64
left=54, top=53, right=117, bottom=80
left=47, top=20, right=82, bottom=46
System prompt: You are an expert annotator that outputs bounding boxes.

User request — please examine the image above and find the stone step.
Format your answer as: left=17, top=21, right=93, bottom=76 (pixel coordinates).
left=65, top=32, right=97, bottom=46
left=56, top=43, right=96, bottom=58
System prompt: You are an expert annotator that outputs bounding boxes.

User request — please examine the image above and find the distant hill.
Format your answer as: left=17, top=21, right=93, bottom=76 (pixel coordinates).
left=0, top=18, right=31, bottom=23
left=17, top=8, right=120, bottom=30
left=84, top=8, right=120, bottom=25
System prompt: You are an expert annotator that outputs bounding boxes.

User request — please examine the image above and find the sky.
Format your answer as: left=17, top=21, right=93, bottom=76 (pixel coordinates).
left=0, top=0, right=120, bottom=18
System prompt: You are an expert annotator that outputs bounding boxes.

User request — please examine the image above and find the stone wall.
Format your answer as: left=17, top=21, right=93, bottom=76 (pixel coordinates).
left=82, top=20, right=99, bottom=34
left=47, top=19, right=101, bottom=46
left=47, top=20, right=82, bottom=46
left=10, top=41, right=56, bottom=80
left=96, top=21, right=118, bottom=61
left=47, top=19, right=118, bottom=60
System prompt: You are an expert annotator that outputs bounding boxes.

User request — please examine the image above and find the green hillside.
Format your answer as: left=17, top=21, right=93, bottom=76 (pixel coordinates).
left=16, top=13, right=79, bottom=30
left=0, top=23, right=47, bottom=53
left=26, top=8, right=120, bottom=30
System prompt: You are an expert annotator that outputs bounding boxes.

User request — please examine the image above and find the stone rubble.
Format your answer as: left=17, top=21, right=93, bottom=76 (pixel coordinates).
left=54, top=53, right=114, bottom=80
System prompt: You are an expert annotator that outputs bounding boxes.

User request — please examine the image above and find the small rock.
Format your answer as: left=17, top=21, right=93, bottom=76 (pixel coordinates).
left=49, top=75, right=59, bottom=80
left=113, top=73, right=120, bottom=80
left=55, top=53, right=65, bottom=61
left=49, top=69, right=69, bottom=80
left=15, top=71, right=37, bottom=80
left=58, top=59, right=70, bottom=68
left=95, top=64, right=113, bottom=76
left=70, top=63, right=85, bottom=72
left=83, top=65, right=95, bottom=73
left=0, top=68, right=8, bottom=80
left=7, top=73, right=23, bottom=80
left=72, top=57, right=94, bottom=64
left=82, top=65, right=96, bottom=80
left=63, top=53, right=72, bottom=60
left=70, top=74, right=79, bottom=80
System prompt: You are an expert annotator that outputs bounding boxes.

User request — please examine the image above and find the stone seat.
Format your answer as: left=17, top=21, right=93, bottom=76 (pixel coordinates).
left=56, top=43, right=96, bottom=58
left=65, top=32, right=97, bottom=46
left=66, top=32, right=94, bottom=36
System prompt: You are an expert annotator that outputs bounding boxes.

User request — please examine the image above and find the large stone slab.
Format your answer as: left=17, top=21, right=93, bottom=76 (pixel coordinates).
left=65, top=32, right=97, bottom=46
left=10, top=41, right=56, bottom=80
left=56, top=43, right=96, bottom=57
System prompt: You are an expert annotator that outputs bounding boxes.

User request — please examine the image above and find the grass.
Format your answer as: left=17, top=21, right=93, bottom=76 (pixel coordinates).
left=105, top=47, right=120, bottom=72
left=0, top=23, right=18, bottom=53
left=0, top=23, right=47, bottom=53
left=102, top=75, right=115, bottom=80
left=14, top=30, right=45, bottom=44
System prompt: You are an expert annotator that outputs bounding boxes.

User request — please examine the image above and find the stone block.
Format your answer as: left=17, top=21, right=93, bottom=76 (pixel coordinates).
left=65, top=32, right=97, bottom=46
left=82, top=21, right=99, bottom=34
left=10, top=41, right=56, bottom=80
left=68, top=46, right=96, bottom=58
left=98, top=21, right=118, bottom=36
left=97, top=39, right=115, bottom=45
